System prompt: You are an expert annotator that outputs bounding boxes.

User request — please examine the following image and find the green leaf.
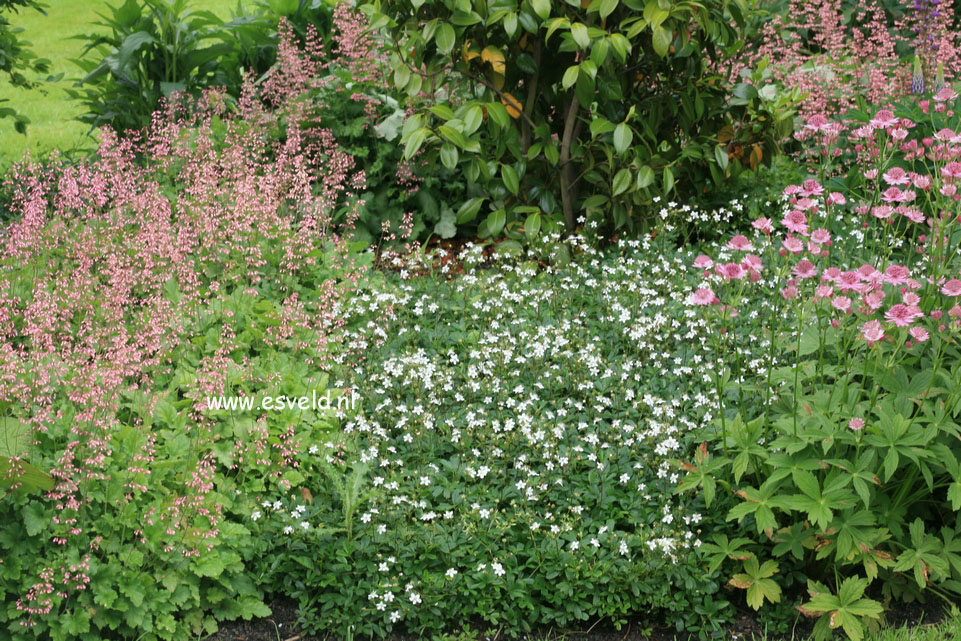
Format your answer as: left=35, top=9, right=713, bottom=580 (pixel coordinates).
left=570, top=22, right=590, bottom=49
left=501, top=164, right=520, bottom=195
left=531, top=0, right=551, bottom=20
left=636, top=165, right=654, bottom=189
left=483, top=209, right=507, bottom=237
left=612, top=168, right=631, bottom=196
left=194, top=554, right=226, bottom=578
left=436, top=23, right=456, bottom=54
left=714, top=144, right=729, bottom=171
left=456, top=197, right=485, bottom=224
left=613, top=123, right=632, bottom=154
left=440, top=143, right=459, bottom=170
left=23, top=501, right=46, bottom=536
left=404, top=127, right=431, bottom=159
left=463, top=105, right=483, bottom=135
left=599, top=0, right=619, bottom=19
left=663, top=166, right=674, bottom=193
left=562, top=65, right=579, bottom=90
left=652, top=25, right=671, bottom=56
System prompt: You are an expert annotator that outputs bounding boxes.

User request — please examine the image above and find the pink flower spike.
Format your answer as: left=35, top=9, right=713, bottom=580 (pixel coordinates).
left=861, top=320, right=885, bottom=345
left=689, top=288, right=717, bottom=306
left=848, top=418, right=865, bottom=431
left=942, top=279, right=961, bottom=296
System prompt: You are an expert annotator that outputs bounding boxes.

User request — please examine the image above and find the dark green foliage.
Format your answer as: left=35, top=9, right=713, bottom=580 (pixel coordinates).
left=0, top=0, right=51, bottom=132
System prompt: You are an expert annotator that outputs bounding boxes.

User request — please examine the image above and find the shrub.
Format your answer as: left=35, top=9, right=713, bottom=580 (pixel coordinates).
left=359, top=0, right=796, bottom=242
left=0, top=0, right=51, bottom=133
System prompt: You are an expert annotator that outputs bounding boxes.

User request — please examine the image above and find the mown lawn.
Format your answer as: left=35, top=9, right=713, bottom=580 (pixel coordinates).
left=0, top=0, right=230, bottom=164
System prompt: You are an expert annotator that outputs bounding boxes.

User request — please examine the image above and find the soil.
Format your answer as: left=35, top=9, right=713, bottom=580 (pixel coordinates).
left=206, top=596, right=923, bottom=641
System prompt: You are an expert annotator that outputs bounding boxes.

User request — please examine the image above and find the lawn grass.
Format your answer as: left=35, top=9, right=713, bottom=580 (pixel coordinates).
left=0, top=0, right=233, bottom=164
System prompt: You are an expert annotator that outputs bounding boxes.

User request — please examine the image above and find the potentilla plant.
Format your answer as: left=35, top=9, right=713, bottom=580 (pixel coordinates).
left=678, top=138, right=961, bottom=640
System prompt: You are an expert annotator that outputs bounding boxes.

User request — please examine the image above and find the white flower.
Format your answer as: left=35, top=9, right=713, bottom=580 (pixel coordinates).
left=300, top=521, right=309, bottom=530
left=283, top=525, right=294, bottom=535
left=445, top=568, right=458, bottom=578
left=377, top=524, right=387, bottom=534
left=570, top=540, right=579, bottom=551
left=590, top=538, right=600, bottom=548
left=389, top=611, right=402, bottom=623
left=491, top=562, right=505, bottom=577
left=409, top=592, right=422, bottom=605
left=379, top=562, right=389, bottom=572
left=250, top=510, right=262, bottom=521
left=619, top=541, right=629, bottom=556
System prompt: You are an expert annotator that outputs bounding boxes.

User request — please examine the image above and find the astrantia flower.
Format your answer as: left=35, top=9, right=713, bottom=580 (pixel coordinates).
left=883, top=265, right=911, bottom=285
left=810, top=229, right=831, bottom=245
left=942, top=162, right=961, bottom=180
left=741, top=254, right=763, bottom=272
left=826, top=192, right=846, bottom=205
left=870, top=109, right=898, bottom=128
left=872, top=205, right=894, bottom=219
left=717, top=263, right=747, bottom=281
left=793, top=260, right=818, bottom=279
left=885, top=303, right=923, bottom=327
left=804, top=114, right=829, bottom=131
left=782, top=210, right=809, bottom=234
left=934, top=85, right=957, bottom=102
left=693, top=254, right=714, bottom=269
left=881, top=187, right=905, bottom=204
left=861, top=320, right=885, bottom=344
left=848, top=417, right=865, bottom=431
left=883, top=167, right=910, bottom=186
left=689, top=288, right=716, bottom=306
left=726, top=235, right=753, bottom=251
left=832, top=296, right=852, bottom=313
left=942, top=279, right=961, bottom=296
left=909, top=326, right=930, bottom=343
left=782, top=237, right=804, bottom=254
left=752, top=217, right=773, bottom=234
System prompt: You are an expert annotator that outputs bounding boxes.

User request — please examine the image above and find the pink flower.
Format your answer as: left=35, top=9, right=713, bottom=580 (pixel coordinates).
left=872, top=205, right=894, bottom=219
left=870, top=109, right=898, bottom=128
left=782, top=236, right=804, bottom=254
left=857, top=264, right=882, bottom=284
left=796, top=197, right=818, bottom=211
left=881, top=187, right=904, bottom=203
left=848, top=417, right=865, bottom=431
left=804, top=114, right=829, bottom=131
left=942, top=162, right=961, bottom=181
left=912, top=173, right=932, bottom=190
left=861, top=320, right=885, bottom=344
left=837, top=271, right=865, bottom=293
left=832, top=296, right=852, bottom=313
left=727, top=235, right=753, bottom=251
left=717, top=262, right=747, bottom=281
left=821, top=267, right=842, bottom=282
left=883, top=265, right=910, bottom=286
left=742, top=254, right=763, bottom=272
left=793, top=260, right=818, bottom=279
left=826, top=192, right=846, bottom=205
left=781, top=284, right=799, bottom=300
left=816, top=284, right=834, bottom=299
left=800, top=179, right=824, bottom=197
left=902, top=292, right=921, bottom=306
left=752, top=217, right=773, bottom=234
left=883, top=167, right=910, bottom=185
left=909, top=326, right=930, bottom=343
left=781, top=210, right=809, bottom=234
left=689, top=288, right=717, bottom=306
left=864, top=169, right=879, bottom=180
left=942, top=279, right=961, bottom=296
left=864, top=290, right=886, bottom=311
left=693, top=254, right=714, bottom=269
left=934, top=87, right=959, bottom=102
left=885, top=303, right=922, bottom=327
